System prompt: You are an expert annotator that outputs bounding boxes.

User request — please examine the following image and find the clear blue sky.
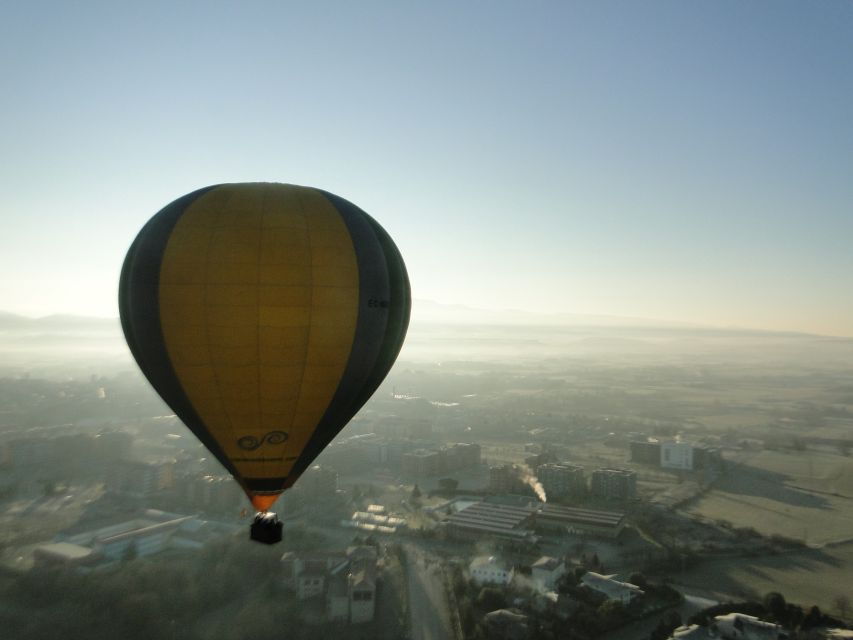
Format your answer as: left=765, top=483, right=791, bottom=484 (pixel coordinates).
left=2, top=1, right=851, bottom=336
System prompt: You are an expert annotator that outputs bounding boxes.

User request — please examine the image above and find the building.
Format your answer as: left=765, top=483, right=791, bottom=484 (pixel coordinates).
left=469, top=556, right=514, bottom=585
left=580, top=572, right=644, bottom=603
left=109, top=460, right=174, bottom=500
left=348, top=550, right=378, bottom=623
left=538, top=463, right=585, bottom=499
left=33, top=542, right=99, bottom=569
left=446, top=501, right=536, bottom=542
left=630, top=439, right=661, bottom=465
left=443, top=442, right=481, bottom=471
left=345, top=510, right=406, bottom=534
left=93, top=431, right=134, bottom=461
left=693, top=445, right=723, bottom=470
left=671, top=625, right=716, bottom=640
left=4, top=437, right=58, bottom=470
left=482, top=609, right=530, bottom=640
left=531, top=556, right=566, bottom=591
left=524, top=450, right=558, bottom=471
left=281, top=546, right=378, bottom=624
left=661, top=441, right=695, bottom=470
left=535, top=504, right=626, bottom=538
left=401, top=448, right=442, bottom=476
left=590, top=468, right=637, bottom=500
left=55, top=509, right=238, bottom=562
left=282, top=551, right=348, bottom=600
left=631, top=439, right=722, bottom=472
left=317, top=438, right=374, bottom=473
left=712, top=613, right=789, bottom=640
left=295, top=464, right=338, bottom=500
left=182, top=474, right=244, bottom=513
left=400, top=443, right=481, bottom=477
left=490, top=464, right=525, bottom=494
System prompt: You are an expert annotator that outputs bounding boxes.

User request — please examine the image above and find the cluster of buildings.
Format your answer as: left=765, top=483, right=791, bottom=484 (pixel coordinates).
left=315, top=432, right=480, bottom=477
left=280, top=545, right=378, bottom=625
left=343, top=504, right=406, bottom=534
left=444, top=498, right=627, bottom=542
left=630, top=439, right=721, bottom=471
left=671, top=613, right=790, bottom=640
left=469, top=555, right=568, bottom=592
left=401, top=442, right=481, bottom=477
left=0, top=429, right=135, bottom=474
left=489, top=463, right=637, bottom=501
left=469, top=554, right=644, bottom=606
left=171, top=463, right=338, bottom=514
left=33, top=508, right=239, bottom=569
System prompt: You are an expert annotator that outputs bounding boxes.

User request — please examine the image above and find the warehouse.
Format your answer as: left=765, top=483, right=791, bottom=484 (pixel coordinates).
left=534, top=504, right=625, bottom=538
left=445, top=501, right=536, bottom=542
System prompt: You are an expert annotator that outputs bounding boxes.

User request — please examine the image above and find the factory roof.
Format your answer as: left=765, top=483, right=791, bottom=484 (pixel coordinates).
left=35, top=542, right=96, bottom=561
left=536, top=504, right=625, bottom=528
left=446, top=502, right=535, bottom=539
left=532, top=556, right=563, bottom=571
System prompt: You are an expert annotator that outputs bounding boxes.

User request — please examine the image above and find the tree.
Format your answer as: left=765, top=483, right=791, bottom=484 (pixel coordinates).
left=803, top=605, right=823, bottom=629
left=764, top=592, right=787, bottom=621
left=833, top=594, right=851, bottom=619
left=439, top=478, right=459, bottom=492
left=411, top=484, right=422, bottom=500
left=476, top=587, right=507, bottom=611
left=649, top=611, right=681, bottom=640
left=597, top=600, right=626, bottom=628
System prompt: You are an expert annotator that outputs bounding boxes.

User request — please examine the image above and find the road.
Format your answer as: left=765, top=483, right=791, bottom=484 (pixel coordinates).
left=404, top=544, right=457, bottom=640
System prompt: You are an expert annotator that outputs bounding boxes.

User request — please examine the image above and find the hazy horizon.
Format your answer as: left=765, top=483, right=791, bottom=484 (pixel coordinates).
left=2, top=298, right=852, bottom=339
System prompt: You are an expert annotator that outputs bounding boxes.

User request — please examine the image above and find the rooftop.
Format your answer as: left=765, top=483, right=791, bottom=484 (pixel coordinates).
left=536, top=504, right=625, bottom=527
left=35, top=542, right=95, bottom=561
left=532, top=556, right=562, bottom=571
left=470, top=555, right=511, bottom=570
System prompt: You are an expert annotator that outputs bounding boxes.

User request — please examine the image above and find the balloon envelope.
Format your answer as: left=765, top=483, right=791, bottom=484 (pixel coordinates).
left=119, top=183, right=410, bottom=510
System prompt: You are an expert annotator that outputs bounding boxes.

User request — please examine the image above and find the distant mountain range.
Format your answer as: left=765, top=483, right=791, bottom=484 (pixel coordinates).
left=0, top=303, right=827, bottom=337
left=0, top=299, right=840, bottom=338
left=1, top=304, right=850, bottom=377
left=411, top=299, right=709, bottom=329
left=0, top=311, right=120, bottom=331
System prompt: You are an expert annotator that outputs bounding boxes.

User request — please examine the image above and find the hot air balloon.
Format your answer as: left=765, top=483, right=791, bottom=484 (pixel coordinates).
left=119, top=183, right=410, bottom=543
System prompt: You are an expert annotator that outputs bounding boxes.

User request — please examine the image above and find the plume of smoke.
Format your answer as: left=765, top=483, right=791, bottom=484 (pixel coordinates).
left=519, top=465, right=547, bottom=503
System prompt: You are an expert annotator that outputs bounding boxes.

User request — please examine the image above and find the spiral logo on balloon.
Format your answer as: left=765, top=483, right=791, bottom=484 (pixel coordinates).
left=237, top=431, right=289, bottom=451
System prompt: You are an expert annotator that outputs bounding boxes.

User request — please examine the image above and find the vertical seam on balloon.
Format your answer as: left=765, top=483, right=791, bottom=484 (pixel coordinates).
left=257, top=186, right=266, bottom=478
left=286, top=187, right=314, bottom=481
left=201, top=190, right=238, bottom=449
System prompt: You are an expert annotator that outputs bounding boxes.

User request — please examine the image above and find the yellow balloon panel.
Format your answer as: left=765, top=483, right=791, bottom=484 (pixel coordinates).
left=158, top=184, right=359, bottom=480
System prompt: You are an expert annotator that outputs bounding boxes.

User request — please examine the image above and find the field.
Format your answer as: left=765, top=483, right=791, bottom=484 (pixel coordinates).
left=674, top=542, right=853, bottom=615
left=684, top=449, right=853, bottom=545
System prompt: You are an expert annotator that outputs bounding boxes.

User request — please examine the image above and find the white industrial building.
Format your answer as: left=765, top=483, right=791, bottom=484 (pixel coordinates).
left=469, top=556, right=514, bottom=586
left=531, top=556, right=566, bottom=591
left=580, top=572, right=644, bottom=604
